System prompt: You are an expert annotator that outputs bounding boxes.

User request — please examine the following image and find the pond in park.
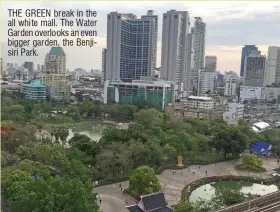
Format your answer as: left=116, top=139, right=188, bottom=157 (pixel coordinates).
left=67, top=123, right=109, bottom=141
left=188, top=180, right=279, bottom=203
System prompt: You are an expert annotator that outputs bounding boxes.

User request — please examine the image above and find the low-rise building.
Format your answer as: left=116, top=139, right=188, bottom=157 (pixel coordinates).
left=165, top=103, right=223, bottom=120
left=104, top=80, right=175, bottom=111
left=223, top=103, right=244, bottom=124
left=21, top=80, right=46, bottom=100
left=265, top=86, right=280, bottom=103
left=181, top=95, right=214, bottom=109
left=240, top=86, right=265, bottom=103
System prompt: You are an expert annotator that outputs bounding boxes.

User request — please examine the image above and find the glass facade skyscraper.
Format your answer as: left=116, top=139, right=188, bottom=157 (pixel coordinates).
left=106, top=12, right=156, bottom=81
left=240, top=45, right=258, bottom=77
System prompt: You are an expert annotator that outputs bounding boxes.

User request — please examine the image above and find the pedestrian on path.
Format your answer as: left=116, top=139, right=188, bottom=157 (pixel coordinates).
left=181, top=171, right=183, bottom=176
left=99, top=198, right=102, bottom=204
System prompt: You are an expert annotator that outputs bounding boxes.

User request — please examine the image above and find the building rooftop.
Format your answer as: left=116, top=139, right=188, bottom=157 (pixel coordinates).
left=187, top=95, right=212, bottom=101
left=252, top=121, right=270, bottom=130
left=49, top=47, right=65, bottom=56
left=22, top=80, right=45, bottom=88
left=127, top=192, right=173, bottom=212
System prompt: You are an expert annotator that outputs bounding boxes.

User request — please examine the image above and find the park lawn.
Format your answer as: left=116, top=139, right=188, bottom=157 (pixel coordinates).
left=184, top=151, right=235, bottom=165
left=235, top=164, right=266, bottom=173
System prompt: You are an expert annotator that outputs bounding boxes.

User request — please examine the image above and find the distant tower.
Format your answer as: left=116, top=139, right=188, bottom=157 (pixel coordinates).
left=161, top=10, right=190, bottom=94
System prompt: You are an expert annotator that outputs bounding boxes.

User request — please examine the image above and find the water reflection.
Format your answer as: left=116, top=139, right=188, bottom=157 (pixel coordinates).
left=189, top=180, right=278, bottom=203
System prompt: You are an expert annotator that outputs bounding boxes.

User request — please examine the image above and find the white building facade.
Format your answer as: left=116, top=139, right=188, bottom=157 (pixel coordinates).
left=198, top=69, right=215, bottom=96
left=266, top=46, right=280, bottom=86
left=223, top=103, right=244, bottom=124
left=161, top=10, right=190, bottom=93
left=182, top=95, right=214, bottom=109
left=224, top=71, right=238, bottom=97
left=240, top=86, right=265, bottom=103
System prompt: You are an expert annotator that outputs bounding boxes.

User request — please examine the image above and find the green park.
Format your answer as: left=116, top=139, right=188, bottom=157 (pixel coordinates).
left=1, top=90, right=280, bottom=212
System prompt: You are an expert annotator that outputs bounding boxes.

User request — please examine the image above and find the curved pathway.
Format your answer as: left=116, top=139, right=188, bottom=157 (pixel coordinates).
left=93, top=158, right=279, bottom=212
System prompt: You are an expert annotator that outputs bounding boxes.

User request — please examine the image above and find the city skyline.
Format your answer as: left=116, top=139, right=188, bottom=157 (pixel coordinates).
left=1, top=1, right=280, bottom=74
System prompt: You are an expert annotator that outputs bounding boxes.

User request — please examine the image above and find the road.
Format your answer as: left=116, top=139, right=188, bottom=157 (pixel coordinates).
left=93, top=158, right=280, bottom=212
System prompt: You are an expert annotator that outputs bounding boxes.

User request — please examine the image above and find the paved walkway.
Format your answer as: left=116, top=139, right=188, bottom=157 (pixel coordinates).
left=93, top=158, right=280, bottom=212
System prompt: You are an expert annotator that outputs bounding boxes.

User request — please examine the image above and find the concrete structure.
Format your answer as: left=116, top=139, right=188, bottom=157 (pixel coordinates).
left=104, top=80, right=174, bottom=111
left=41, top=47, right=70, bottom=100
left=102, top=48, right=107, bottom=84
left=265, top=86, right=280, bottom=103
left=161, top=10, right=190, bottom=92
left=186, top=27, right=194, bottom=95
left=141, top=10, right=158, bottom=74
left=240, top=45, right=258, bottom=77
left=240, top=86, right=265, bottom=103
left=215, top=71, right=224, bottom=87
left=224, top=71, right=238, bottom=97
left=106, top=12, right=156, bottom=81
left=205, top=56, right=217, bottom=72
left=244, top=51, right=266, bottom=87
left=223, top=103, right=244, bottom=124
left=266, top=46, right=280, bottom=86
left=0, top=57, right=2, bottom=76
left=11, top=66, right=30, bottom=81
left=23, top=61, right=34, bottom=75
left=21, top=80, right=46, bottom=100
left=193, top=17, right=206, bottom=92
left=182, top=95, right=214, bottom=109
left=73, top=68, right=87, bottom=80
left=166, top=103, right=223, bottom=120
left=197, top=69, right=215, bottom=96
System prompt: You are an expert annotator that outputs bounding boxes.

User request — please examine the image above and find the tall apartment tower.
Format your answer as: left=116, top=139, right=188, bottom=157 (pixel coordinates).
left=102, top=48, right=107, bottom=84
left=266, top=46, right=280, bottom=86
left=244, top=51, right=266, bottom=87
left=240, top=45, right=258, bottom=77
left=141, top=10, right=158, bottom=74
left=106, top=12, right=156, bottom=81
left=161, top=10, right=190, bottom=92
left=186, top=27, right=194, bottom=96
left=41, top=47, right=70, bottom=100
left=205, top=56, right=217, bottom=72
left=193, top=17, right=206, bottom=94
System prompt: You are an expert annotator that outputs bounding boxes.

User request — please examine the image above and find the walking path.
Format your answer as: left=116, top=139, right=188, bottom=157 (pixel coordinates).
left=93, top=158, right=280, bottom=212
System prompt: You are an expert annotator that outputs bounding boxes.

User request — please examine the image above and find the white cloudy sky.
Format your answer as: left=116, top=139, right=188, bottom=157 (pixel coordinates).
left=1, top=1, right=280, bottom=74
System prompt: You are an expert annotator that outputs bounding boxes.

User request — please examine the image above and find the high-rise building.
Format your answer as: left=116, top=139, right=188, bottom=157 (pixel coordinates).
left=37, top=64, right=40, bottom=72
left=193, top=17, right=206, bottom=92
left=161, top=10, right=190, bottom=92
left=102, top=48, right=107, bottom=84
left=240, top=45, right=258, bottom=77
left=224, top=71, right=238, bottom=97
left=41, top=47, right=70, bottom=100
left=104, top=80, right=174, bottom=111
left=215, top=71, right=224, bottom=87
left=205, top=56, right=217, bottom=72
left=141, top=10, right=158, bottom=73
left=23, top=61, right=34, bottom=74
left=187, top=27, right=194, bottom=96
left=244, top=51, right=266, bottom=87
left=198, top=69, right=215, bottom=96
left=0, top=58, right=3, bottom=76
left=266, top=46, right=280, bottom=86
left=106, top=12, right=156, bottom=81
